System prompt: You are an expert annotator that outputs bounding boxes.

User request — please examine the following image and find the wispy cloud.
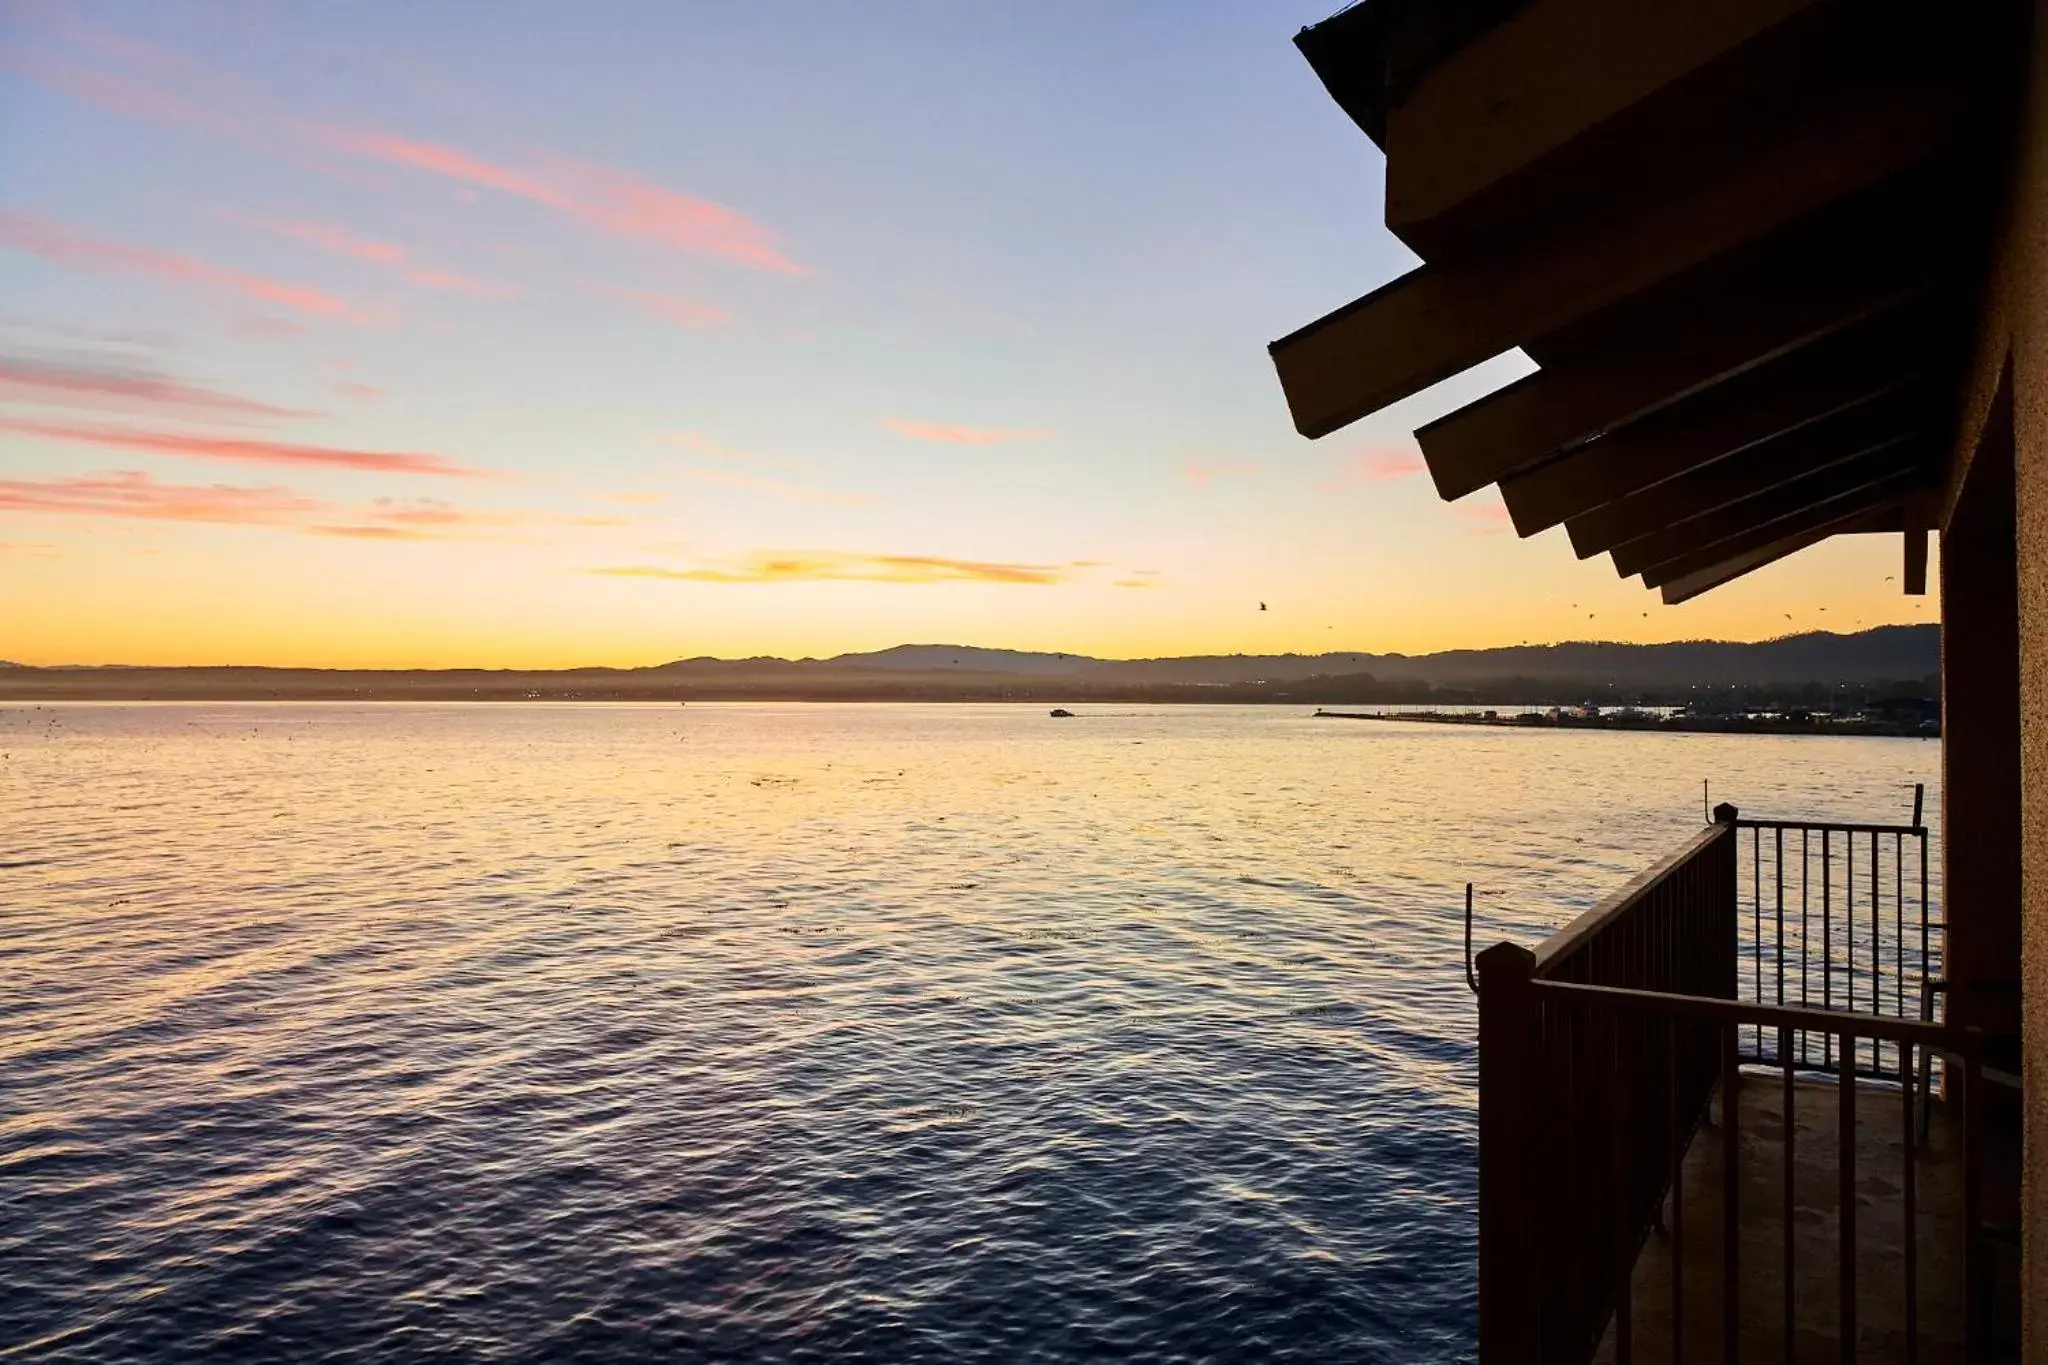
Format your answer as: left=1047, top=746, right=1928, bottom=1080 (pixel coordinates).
left=0, top=353, right=313, bottom=420
left=591, top=551, right=1075, bottom=586
left=228, top=314, right=311, bottom=340
left=0, top=472, right=613, bottom=542
left=227, top=216, right=517, bottom=298
left=1315, top=443, right=1428, bottom=493
left=601, top=286, right=732, bottom=331
left=1112, top=577, right=1161, bottom=589
left=657, top=431, right=812, bottom=471
left=0, top=21, right=241, bottom=141
left=0, top=416, right=489, bottom=477
left=1354, top=446, right=1427, bottom=481
left=0, top=211, right=353, bottom=319
left=0, top=470, right=321, bottom=526
left=1182, top=461, right=1259, bottom=489
left=318, top=128, right=811, bottom=275
left=304, top=522, right=442, bottom=540
left=1454, top=497, right=1513, bottom=537
left=882, top=419, right=1050, bottom=445
left=675, top=467, right=867, bottom=506
left=9, top=19, right=809, bottom=279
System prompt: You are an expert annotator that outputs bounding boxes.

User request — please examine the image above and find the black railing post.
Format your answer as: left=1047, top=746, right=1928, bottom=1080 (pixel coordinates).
left=1478, top=941, right=1541, bottom=1365
left=1711, top=806, right=1739, bottom=1008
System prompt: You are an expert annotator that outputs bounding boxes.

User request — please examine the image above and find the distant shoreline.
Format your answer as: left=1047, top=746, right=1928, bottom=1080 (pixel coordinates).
left=0, top=625, right=1938, bottom=709
left=1312, top=708, right=1938, bottom=738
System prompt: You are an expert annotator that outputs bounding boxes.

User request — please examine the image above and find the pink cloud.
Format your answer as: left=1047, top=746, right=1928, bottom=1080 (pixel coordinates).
left=227, top=216, right=518, bottom=299
left=403, top=267, right=516, bottom=299
left=1316, top=443, right=1428, bottom=492
left=0, top=354, right=313, bottom=420
left=241, top=218, right=405, bottom=265
left=318, top=128, right=810, bottom=275
left=228, top=314, right=311, bottom=340
left=0, top=470, right=321, bottom=526
left=306, top=523, right=441, bottom=540
left=0, top=211, right=353, bottom=319
left=592, top=551, right=1073, bottom=586
left=1182, top=461, right=1259, bottom=489
left=0, top=24, right=238, bottom=141
left=0, top=470, right=599, bottom=541
left=1354, top=446, right=1427, bottom=481
left=603, top=287, right=733, bottom=331
left=335, top=381, right=383, bottom=401
left=1454, top=498, right=1513, bottom=537
left=882, top=419, right=1051, bottom=445
left=675, top=467, right=867, bottom=506
left=657, top=431, right=812, bottom=471
left=0, top=416, right=489, bottom=477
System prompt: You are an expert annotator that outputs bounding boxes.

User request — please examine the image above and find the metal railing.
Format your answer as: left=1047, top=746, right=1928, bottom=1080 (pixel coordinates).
left=1474, top=801, right=1985, bottom=1364
left=1732, top=787, right=1938, bottom=1082
left=1526, top=981, right=1986, bottom=1365
left=1478, top=816, right=1741, bottom=1363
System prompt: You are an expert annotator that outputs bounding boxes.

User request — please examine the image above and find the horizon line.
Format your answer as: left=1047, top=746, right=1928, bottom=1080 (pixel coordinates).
left=0, top=622, right=1933, bottom=673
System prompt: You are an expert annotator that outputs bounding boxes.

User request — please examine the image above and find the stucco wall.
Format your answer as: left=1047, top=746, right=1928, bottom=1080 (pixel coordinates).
left=2014, top=5, right=2048, bottom=1357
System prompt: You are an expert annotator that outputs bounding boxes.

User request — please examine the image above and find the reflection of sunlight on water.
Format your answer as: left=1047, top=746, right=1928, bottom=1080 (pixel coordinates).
left=1, top=702, right=1938, bottom=1362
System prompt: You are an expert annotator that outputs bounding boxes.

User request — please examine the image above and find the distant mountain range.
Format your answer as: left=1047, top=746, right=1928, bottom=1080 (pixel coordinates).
left=0, top=626, right=1938, bottom=702
left=791, top=626, right=1939, bottom=687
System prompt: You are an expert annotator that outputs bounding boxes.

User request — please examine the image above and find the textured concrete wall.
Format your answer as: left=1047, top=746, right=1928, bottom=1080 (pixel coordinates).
left=1944, top=397, right=2024, bottom=1043
left=2013, top=5, right=2048, bottom=1358
left=1940, top=5, right=2048, bottom=1354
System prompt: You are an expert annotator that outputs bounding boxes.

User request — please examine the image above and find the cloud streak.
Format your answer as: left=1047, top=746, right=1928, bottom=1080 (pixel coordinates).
left=1318, top=443, right=1428, bottom=493
left=675, top=467, right=867, bottom=506
left=0, top=416, right=489, bottom=477
left=1454, top=498, right=1513, bottom=537
left=1182, top=461, right=1259, bottom=489
left=0, top=474, right=618, bottom=541
left=592, top=551, right=1074, bottom=586
left=0, top=211, right=353, bottom=318
left=883, top=419, right=1050, bottom=445
left=0, top=353, right=314, bottom=420
left=318, top=128, right=810, bottom=275
left=0, top=470, right=321, bottom=526
left=228, top=216, right=517, bottom=298
left=602, top=287, right=732, bottom=331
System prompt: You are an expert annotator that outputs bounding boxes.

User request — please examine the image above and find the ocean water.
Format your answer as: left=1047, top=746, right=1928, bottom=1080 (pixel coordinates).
left=0, top=704, right=1940, bottom=1363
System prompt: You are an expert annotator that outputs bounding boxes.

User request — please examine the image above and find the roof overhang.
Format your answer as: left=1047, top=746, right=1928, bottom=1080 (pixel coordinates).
left=1272, top=0, right=2025, bottom=600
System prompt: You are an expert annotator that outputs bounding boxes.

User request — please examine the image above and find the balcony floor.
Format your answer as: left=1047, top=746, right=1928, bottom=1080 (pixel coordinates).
left=1594, top=1072, right=1983, bottom=1365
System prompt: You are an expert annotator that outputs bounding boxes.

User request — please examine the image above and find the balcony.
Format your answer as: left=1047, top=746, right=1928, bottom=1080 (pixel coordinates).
left=1473, top=804, right=2021, bottom=1363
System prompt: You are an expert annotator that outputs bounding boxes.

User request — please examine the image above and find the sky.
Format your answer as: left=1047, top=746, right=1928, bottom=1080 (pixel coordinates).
left=0, top=0, right=1939, bottom=668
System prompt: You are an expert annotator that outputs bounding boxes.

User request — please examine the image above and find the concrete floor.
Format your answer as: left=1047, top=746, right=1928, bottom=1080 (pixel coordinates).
left=1592, top=1073, right=1980, bottom=1365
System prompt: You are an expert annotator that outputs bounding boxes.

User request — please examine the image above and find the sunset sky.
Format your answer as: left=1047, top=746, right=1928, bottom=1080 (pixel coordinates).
left=0, top=0, right=1937, bottom=667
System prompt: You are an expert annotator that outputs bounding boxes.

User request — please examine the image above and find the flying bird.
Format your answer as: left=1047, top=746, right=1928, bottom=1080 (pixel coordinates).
left=1259, top=602, right=1267, bottom=611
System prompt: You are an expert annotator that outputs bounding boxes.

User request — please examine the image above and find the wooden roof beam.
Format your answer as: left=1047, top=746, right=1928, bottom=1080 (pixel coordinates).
left=1657, top=508, right=1905, bottom=604
left=1269, top=72, right=1966, bottom=440
left=1561, top=385, right=1933, bottom=558
left=1412, top=194, right=1948, bottom=499
left=1639, top=475, right=1925, bottom=589
left=1386, top=0, right=1825, bottom=250
left=1382, top=0, right=2008, bottom=254
left=1611, top=441, right=1931, bottom=577
left=1498, top=309, right=1934, bottom=534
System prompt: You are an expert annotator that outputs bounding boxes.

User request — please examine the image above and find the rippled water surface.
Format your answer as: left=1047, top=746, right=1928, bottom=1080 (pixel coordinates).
left=1, top=704, right=1940, bottom=1362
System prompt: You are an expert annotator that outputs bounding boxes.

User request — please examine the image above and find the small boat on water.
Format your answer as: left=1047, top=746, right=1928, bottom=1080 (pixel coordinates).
left=1049, top=708, right=1074, bottom=718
